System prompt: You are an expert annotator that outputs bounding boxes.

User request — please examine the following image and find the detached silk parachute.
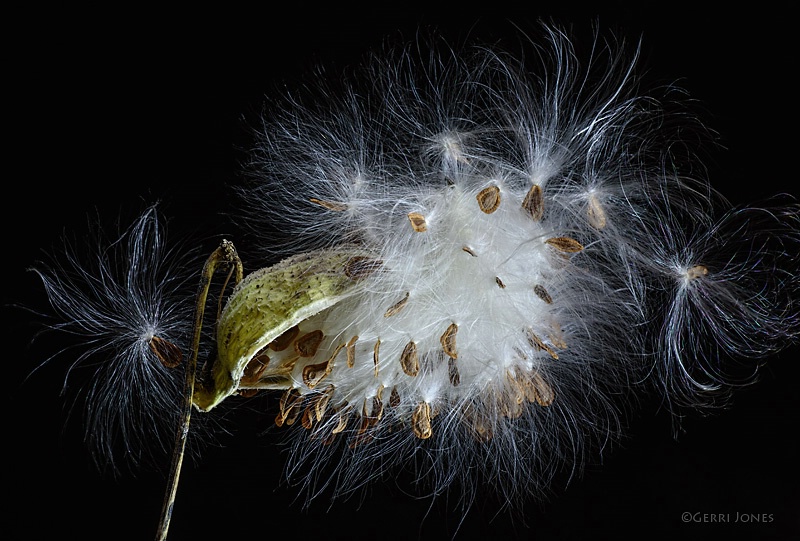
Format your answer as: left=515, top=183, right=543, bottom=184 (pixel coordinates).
left=33, top=26, right=799, bottom=520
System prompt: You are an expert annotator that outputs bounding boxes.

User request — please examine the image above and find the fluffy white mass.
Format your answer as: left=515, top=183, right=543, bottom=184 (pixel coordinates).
left=33, top=24, right=799, bottom=520
left=230, top=26, right=798, bottom=505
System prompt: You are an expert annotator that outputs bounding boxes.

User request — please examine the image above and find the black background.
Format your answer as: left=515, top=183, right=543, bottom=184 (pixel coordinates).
left=4, top=4, right=798, bottom=541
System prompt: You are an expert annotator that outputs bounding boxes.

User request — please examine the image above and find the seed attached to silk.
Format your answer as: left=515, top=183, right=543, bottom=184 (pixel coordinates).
left=412, top=401, right=433, bottom=439
left=522, top=184, right=544, bottom=221
left=400, top=340, right=420, bottom=376
left=309, top=198, right=348, bottom=211
left=440, top=323, right=459, bottom=359
left=533, top=284, right=553, bottom=304
left=687, top=265, right=709, bottom=280
left=270, top=325, right=299, bottom=352
left=148, top=336, right=183, bottom=368
left=407, top=212, right=428, bottom=232
left=545, top=236, right=584, bottom=253
left=587, top=194, right=607, bottom=229
left=384, top=292, right=410, bottom=318
left=295, top=330, right=324, bottom=357
left=346, top=335, right=358, bottom=368
left=477, top=185, right=501, bottom=214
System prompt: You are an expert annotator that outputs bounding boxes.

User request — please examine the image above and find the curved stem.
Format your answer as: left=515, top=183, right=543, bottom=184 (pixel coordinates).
left=155, top=240, right=242, bottom=541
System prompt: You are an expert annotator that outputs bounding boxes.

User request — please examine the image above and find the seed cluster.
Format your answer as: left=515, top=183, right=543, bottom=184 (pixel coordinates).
left=233, top=181, right=586, bottom=445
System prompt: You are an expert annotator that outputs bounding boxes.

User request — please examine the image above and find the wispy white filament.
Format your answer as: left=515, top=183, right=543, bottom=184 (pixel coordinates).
left=31, top=25, right=799, bottom=520
left=32, top=208, right=199, bottom=469
left=232, top=27, right=798, bottom=506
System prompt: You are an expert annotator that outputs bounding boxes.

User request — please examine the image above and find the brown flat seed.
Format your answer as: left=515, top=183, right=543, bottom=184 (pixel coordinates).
left=545, top=236, right=584, bottom=253
left=477, top=185, right=501, bottom=214
left=522, top=184, right=544, bottom=221
left=295, top=330, right=324, bottom=357
left=587, top=194, right=607, bottom=229
left=530, top=371, right=555, bottom=406
left=440, top=323, right=459, bottom=359
left=367, top=396, right=384, bottom=422
left=526, top=328, right=559, bottom=360
left=331, top=409, right=349, bottom=434
left=302, top=343, right=342, bottom=389
left=533, top=284, right=553, bottom=304
left=346, top=335, right=358, bottom=368
left=270, top=325, right=299, bottom=351
left=279, top=388, right=299, bottom=416
left=407, top=212, right=428, bottom=232
left=506, top=372, right=526, bottom=405
left=148, top=336, right=183, bottom=368
left=520, top=377, right=538, bottom=404
left=237, top=389, right=260, bottom=397
left=241, top=352, right=270, bottom=385
left=344, top=256, right=383, bottom=280
left=373, top=339, right=381, bottom=377
left=500, top=393, right=524, bottom=419
left=284, top=406, right=302, bottom=426
left=309, top=198, right=348, bottom=211
left=495, top=276, right=506, bottom=289
left=412, top=401, right=433, bottom=439
left=389, top=387, right=401, bottom=407
left=384, top=292, right=410, bottom=317
left=283, top=400, right=301, bottom=426
left=277, top=389, right=303, bottom=427
left=314, top=387, right=334, bottom=422
left=302, top=359, right=331, bottom=389
left=448, top=357, right=460, bottom=386
left=400, top=341, right=419, bottom=376
left=462, top=246, right=477, bottom=257
left=687, top=265, right=709, bottom=280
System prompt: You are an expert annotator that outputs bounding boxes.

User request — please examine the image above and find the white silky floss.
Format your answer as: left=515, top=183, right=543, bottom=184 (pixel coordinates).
left=33, top=25, right=799, bottom=522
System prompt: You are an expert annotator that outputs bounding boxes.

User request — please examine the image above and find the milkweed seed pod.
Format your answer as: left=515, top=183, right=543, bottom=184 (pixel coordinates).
left=29, top=23, right=799, bottom=535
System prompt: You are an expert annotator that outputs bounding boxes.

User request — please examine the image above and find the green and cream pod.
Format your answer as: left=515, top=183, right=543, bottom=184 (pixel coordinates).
left=193, top=247, right=377, bottom=410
